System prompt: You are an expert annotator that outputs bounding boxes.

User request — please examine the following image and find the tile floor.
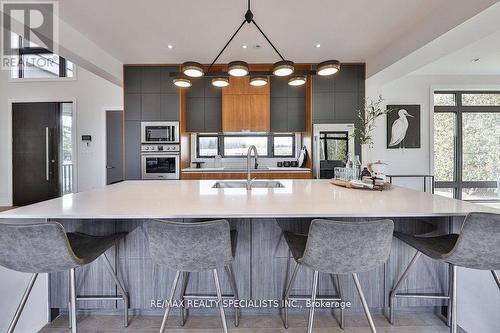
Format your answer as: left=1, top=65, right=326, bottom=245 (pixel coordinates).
left=40, top=313, right=465, bottom=332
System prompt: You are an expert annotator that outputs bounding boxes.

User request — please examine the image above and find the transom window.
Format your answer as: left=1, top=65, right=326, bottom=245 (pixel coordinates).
left=9, top=33, right=74, bottom=79
left=433, top=91, right=500, bottom=201
left=197, top=134, right=296, bottom=158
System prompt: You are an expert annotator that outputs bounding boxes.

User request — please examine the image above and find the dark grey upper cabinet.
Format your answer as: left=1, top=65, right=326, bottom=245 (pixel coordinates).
left=124, top=67, right=141, bottom=93
left=186, top=78, right=205, bottom=98
left=312, top=63, right=365, bottom=123
left=270, top=77, right=288, bottom=98
left=270, top=77, right=306, bottom=132
left=160, top=66, right=179, bottom=94
left=334, top=92, right=360, bottom=121
left=141, top=67, right=162, bottom=93
left=270, top=97, right=288, bottom=132
left=185, top=78, right=222, bottom=132
left=141, top=93, right=161, bottom=120
left=124, top=93, right=141, bottom=121
left=204, top=98, right=222, bottom=132
left=124, top=65, right=180, bottom=122
left=161, top=93, right=180, bottom=121
left=186, top=97, right=205, bottom=132
left=287, top=97, right=306, bottom=132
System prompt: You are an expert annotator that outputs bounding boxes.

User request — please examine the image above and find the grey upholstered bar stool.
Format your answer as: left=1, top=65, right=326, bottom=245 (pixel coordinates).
left=390, top=212, right=500, bottom=333
left=0, top=222, right=129, bottom=333
left=282, top=219, right=394, bottom=333
left=143, top=219, right=239, bottom=333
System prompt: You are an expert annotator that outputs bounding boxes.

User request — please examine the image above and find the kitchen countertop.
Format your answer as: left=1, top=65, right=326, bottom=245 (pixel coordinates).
left=0, top=180, right=497, bottom=220
left=182, top=167, right=311, bottom=172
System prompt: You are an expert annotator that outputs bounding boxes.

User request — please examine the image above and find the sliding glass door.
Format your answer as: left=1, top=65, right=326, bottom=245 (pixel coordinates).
left=433, top=92, right=500, bottom=201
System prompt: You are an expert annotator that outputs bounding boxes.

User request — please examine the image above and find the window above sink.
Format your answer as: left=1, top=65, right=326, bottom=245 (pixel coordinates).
left=195, top=133, right=299, bottom=158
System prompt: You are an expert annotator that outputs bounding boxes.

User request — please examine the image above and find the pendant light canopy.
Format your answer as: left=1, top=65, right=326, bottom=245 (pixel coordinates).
left=273, top=60, right=294, bottom=77
left=317, top=60, right=340, bottom=76
left=250, top=77, right=268, bottom=87
left=182, top=62, right=204, bottom=77
left=172, top=0, right=340, bottom=88
left=212, top=77, right=229, bottom=87
left=288, top=76, right=306, bottom=86
left=228, top=61, right=249, bottom=77
left=173, top=77, right=192, bottom=88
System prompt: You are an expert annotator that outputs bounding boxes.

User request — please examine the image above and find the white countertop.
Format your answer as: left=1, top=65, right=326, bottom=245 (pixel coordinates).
left=182, top=167, right=311, bottom=172
left=0, top=180, right=497, bottom=220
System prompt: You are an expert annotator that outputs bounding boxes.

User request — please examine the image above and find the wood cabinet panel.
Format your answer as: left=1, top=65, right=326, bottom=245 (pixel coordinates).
left=182, top=171, right=312, bottom=180
left=222, top=77, right=270, bottom=132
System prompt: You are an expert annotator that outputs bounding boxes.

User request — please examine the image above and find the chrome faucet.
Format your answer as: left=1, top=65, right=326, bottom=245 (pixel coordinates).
left=247, top=145, right=259, bottom=190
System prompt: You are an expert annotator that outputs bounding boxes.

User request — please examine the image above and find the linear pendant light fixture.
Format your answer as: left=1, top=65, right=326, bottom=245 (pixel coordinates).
left=172, top=0, right=340, bottom=88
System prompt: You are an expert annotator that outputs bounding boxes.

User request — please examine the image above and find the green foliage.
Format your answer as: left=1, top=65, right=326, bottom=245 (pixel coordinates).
left=352, top=95, right=396, bottom=145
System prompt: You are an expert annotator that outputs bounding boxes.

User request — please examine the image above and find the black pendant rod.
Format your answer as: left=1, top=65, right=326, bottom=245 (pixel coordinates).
left=207, top=0, right=286, bottom=72
left=251, top=19, right=286, bottom=62
left=207, top=20, right=246, bottom=73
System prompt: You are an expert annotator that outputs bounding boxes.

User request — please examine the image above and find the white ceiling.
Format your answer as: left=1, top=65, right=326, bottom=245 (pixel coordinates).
left=58, top=0, right=455, bottom=65
left=413, top=29, right=500, bottom=75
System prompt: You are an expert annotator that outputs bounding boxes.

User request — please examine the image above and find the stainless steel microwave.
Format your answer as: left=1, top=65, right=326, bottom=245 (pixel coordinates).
left=141, top=121, right=179, bottom=144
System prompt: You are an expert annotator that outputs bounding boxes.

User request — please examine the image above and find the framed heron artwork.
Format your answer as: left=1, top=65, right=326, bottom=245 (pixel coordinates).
left=386, top=104, right=421, bottom=149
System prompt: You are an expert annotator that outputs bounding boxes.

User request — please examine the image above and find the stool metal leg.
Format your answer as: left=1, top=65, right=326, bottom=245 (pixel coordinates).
left=160, top=270, right=181, bottom=333
left=389, top=251, right=422, bottom=324
left=179, top=272, right=190, bottom=327
left=306, top=270, right=319, bottom=333
left=283, top=261, right=300, bottom=329
left=225, top=265, right=240, bottom=327
left=447, top=264, right=453, bottom=327
left=68, top=270, right=72, bottom=329
left=7, top=273, right=38, bottom=333
left=213, top=269, right=229, bottom=333
left=451, top=265, right=457, bottom=333
left=69, top=268, right=77, bottom=333
left=102, top=253, right=129, bottom=327
left=332, top=274, right=345, bottom=329
left=492, top=270, right=500, bottom=290
left=353, top=273, right=377, bottom=333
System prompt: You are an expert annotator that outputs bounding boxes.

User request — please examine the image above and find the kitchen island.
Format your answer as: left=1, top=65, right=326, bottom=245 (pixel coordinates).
left=0, top=180, right=497, bottom=318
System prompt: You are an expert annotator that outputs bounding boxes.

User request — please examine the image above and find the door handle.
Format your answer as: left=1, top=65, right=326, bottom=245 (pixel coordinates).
left=45, top=127, right=50, bottom=181
left=106, top=165, right=115, bottom=169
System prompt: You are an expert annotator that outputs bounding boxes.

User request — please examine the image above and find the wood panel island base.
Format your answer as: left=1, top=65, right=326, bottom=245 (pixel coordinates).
left=0, top=180, right=497, bottom=320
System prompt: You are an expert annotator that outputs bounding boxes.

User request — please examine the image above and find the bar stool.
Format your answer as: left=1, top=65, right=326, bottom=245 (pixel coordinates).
left=390, top=212, right=500, bottom=333
left=282, top=219, right=394, bottom=333
left=0, top=222, right=129, bottom=333
left=143, top=219, right=240, bottom=333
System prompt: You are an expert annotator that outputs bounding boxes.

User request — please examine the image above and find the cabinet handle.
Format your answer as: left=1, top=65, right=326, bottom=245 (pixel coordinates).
left=45, top=127, right=50, bottom=181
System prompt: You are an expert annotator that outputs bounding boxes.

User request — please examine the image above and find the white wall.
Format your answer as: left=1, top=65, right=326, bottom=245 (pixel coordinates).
left=366, top=74, right=500, bottom=333
left=0, top=67, right=123, bottom=206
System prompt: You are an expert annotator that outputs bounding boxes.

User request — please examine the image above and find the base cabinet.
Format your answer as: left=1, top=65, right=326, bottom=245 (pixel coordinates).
left=181, top=172, right=312, bottom=180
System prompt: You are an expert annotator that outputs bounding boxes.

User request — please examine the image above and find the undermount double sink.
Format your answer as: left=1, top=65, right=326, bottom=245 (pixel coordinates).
left=212, top=180, right=285, bottom=189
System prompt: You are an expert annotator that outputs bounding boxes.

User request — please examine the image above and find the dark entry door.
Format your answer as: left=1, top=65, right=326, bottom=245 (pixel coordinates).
left=13, top=102, right=61, bottom=206
left=106, top=111, right=124, bottom=185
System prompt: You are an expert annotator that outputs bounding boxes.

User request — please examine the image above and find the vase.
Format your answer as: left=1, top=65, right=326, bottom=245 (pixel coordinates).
left=361, top=143, right=371, bottom=167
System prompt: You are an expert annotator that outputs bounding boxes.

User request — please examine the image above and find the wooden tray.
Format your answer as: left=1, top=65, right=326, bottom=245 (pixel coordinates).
left=330, top=179, right=391, bottom=191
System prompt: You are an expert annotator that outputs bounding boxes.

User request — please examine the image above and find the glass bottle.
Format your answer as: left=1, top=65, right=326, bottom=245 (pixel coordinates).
left=346, top=153, right=354, bottom=180
left=354, top=155, right=362, bottom=179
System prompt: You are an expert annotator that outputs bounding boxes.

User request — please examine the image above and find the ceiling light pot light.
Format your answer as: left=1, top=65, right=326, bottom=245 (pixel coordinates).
left=273, top=60, right=294, bottom=76
left=317, top=60, right=340, bottom=76
left=288, top=76, right=306, bottom=86
left=212, top=77, right=230, bottom=87
left=182, top=61, right=204, bottom=77
left=228, top=61, right=249, bottom=77
left=249, top=77, right=268, bottom=87
left=173, top=77, right=192, bottom=88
